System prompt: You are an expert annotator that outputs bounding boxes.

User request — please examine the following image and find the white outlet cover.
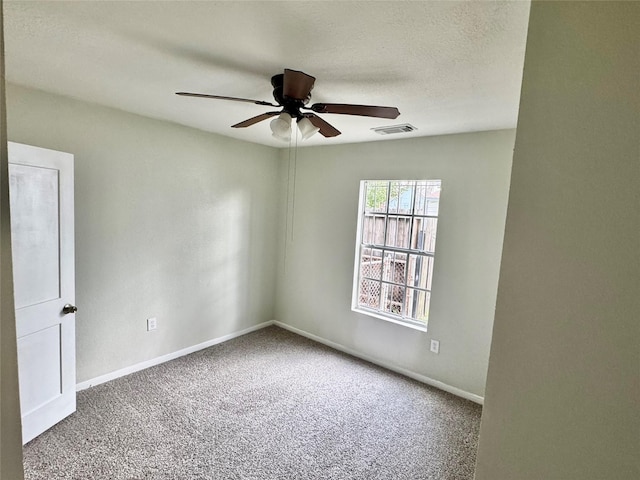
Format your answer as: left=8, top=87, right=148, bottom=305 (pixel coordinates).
left=147, top=317, right=157, bottom=331
left=430, top=339, right=440, bottom=354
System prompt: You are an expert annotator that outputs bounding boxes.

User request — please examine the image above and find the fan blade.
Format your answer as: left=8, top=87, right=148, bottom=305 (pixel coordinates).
left=309, top=103, right=400, bottom=119
left=231, top=111, right=281, bottom=128
left=303, top=114, right=341, bottom=138
left=176, top=92, right=278, bottom=107
left=283, top=69, right=316, bottom=100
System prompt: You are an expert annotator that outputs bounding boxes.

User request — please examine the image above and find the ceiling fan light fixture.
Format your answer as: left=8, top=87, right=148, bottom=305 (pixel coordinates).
left=270, top=112, right=292, bottom=140
left=297, top=117, right=320, bottom=140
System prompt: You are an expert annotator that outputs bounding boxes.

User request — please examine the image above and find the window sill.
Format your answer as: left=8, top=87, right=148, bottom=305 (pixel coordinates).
left=352, top=307, right=428, bottom=332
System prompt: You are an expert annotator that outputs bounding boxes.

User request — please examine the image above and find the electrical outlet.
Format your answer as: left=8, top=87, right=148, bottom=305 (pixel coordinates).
left=147, top=317, right=157, bottom=331
left=430, top=339, right=440, bottom=354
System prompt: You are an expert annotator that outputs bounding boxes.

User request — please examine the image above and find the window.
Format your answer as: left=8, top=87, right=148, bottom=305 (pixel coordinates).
left=352, top=180, right=441, bottom=330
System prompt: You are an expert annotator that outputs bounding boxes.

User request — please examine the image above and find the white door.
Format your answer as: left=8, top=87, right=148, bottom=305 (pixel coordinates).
left=8, top=142, right=76, bottom=445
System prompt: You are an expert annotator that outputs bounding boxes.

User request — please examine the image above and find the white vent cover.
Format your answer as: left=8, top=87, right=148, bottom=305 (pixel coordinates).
left=371, top=124, right=417, bottom=135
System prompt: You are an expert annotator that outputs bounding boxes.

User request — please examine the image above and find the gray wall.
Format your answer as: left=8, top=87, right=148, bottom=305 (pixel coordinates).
left=0, top=2, right=26, bottom=477
left=6, top=84, right=280, bottom=383
left=475, top=2, right=639, bottom=478
left=275, top=130, right=514, bottom=398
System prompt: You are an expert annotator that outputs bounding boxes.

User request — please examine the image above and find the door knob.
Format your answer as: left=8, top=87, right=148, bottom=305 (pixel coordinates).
left=62, top=304, right=77, bottom=314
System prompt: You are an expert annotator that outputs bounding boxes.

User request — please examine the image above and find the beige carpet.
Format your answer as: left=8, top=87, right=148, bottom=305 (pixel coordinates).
left=23, top=326, right=482, bottom=479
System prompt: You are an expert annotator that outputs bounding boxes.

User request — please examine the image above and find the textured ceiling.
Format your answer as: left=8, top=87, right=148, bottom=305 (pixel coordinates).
left=3, top=1, right=530, bottom=148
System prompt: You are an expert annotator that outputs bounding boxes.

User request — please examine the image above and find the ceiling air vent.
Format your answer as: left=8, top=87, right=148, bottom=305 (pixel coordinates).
left=371, top=124, right=417, bottom=135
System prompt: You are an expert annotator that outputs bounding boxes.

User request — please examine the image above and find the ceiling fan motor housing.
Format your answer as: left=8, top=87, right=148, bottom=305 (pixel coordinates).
left=271, top=73, right=311, bottom=119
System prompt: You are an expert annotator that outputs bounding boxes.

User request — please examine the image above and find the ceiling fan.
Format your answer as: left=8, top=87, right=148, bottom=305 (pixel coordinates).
left=176, top=68, right=400, bottom=140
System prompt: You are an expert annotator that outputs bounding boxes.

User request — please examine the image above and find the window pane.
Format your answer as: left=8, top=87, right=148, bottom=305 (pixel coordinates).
left=414, top=182, right=426, bottom=216
left=385, top=216, right=411, bottom=248
left=382, top=283, right=404, bottom=316
left=360, top=248, right=382, bottom=280
left=388, top=181, right=414, bottom=214
left=382, top=251, right=407, bottom=284
left=414, top=180, right=441, bottom=216
left=410, top=217, right=438, bottom=253
left=364, top=181, right=388, bottom=213
left=362, top=214, right=386, bottom=245
left=405, top=289, right=430, bottom=322
left=358, top=279, right=380, bottom=309
left=406, top=254, right=434, bottom=290
left=426, top=255, right=435, bottom=291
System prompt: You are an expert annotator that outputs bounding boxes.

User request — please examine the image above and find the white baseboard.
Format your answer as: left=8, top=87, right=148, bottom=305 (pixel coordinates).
left=76, top=321, right=274, bottom=391
left=273, top=321, right=484, bottom=405
left=77, top=319, right=483, bottom=405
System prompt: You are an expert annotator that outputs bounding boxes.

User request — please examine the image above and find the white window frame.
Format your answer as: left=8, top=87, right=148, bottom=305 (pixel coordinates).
left=351, top=179, right=441, bottom=331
